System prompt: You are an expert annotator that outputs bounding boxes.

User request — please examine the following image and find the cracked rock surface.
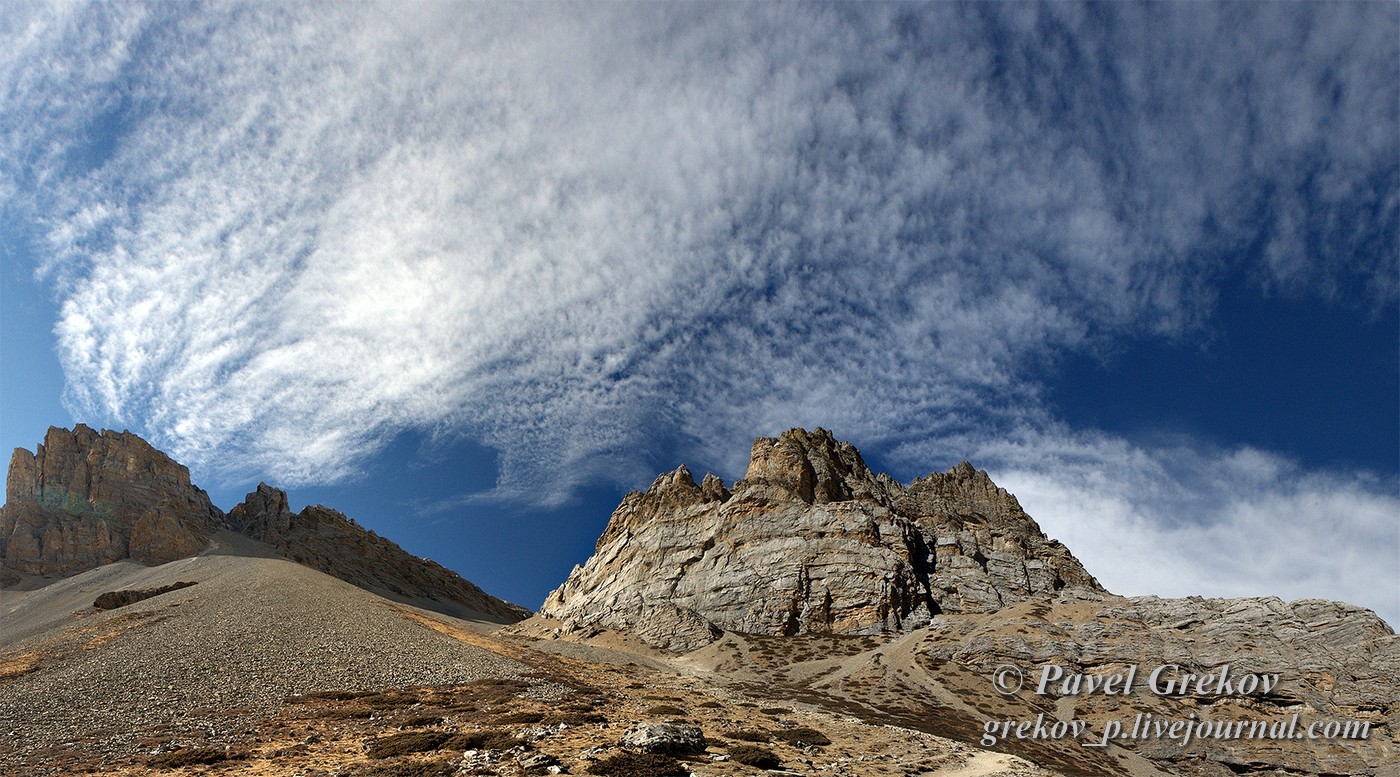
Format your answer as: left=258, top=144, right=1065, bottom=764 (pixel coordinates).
left=540, top=427, right=1105, bottom=651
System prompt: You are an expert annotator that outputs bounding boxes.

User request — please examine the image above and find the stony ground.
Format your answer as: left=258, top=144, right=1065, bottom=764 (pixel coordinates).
left=0, top=557, right=1053, bottom=777
left=21, top=624, right=1051, bottom=777
left=11, top=543, right=1385, bottom=777
left=0, top=552, right=531, bottom=775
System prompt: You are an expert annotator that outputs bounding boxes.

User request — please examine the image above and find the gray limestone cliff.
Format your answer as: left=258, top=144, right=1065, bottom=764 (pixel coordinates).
left=540, top=427, right=1106, bottom=651
left=534, top=427, right=1398, bottom=774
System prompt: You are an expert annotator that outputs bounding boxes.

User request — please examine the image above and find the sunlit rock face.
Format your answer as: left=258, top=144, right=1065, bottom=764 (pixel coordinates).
left=541, top=427, right=1105, bottom=652
left=0, top=425, right=219, bottom=576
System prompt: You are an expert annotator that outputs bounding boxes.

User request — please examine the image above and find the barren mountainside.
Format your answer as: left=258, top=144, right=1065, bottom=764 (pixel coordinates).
left=0, top=425, right=523, bottom=622
left=227, top=482, right=527, bottom=622
left=0, top=424, right=1394, bottom=777
left=530, top=428, right=1398, bottom=776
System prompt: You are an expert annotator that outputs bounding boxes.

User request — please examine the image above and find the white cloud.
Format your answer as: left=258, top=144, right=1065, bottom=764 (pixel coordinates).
left=979, top=432, right=1400, bottom=628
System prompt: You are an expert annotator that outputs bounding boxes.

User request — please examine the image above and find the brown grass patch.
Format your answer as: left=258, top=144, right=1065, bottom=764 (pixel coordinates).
left=83, top=631, right=125, bottom=650
left=543, top=709, right=606, bottom=725
left=395, top=609, right=532, bottom=662
left=324, top=707, right=375, bottom=719
left=493, top=710, right=544, bottom=724
left=365, top=731, right=453, bottom=758
left=452, top=677, right=532, bottom=703
left=289, top=690, right=381, bottom=702
left=730, top=744, right=782, bottom=769
left=771, top=726, right=830, bottom=746
left=0, top=651, right=40, bottom=679
left=348, top=759, right=458, bottom=777
left=361, top=692, right=424, bottom=709
left=443, top=729, right=524, bottom=751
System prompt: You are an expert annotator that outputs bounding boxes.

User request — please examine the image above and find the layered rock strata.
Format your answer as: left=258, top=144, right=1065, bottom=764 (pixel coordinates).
left=541, top=427, right=1106, bottom=651
left=0, top=425, right=219, bottom=575
left=537, top=427, right=1399, bottom=774
left=1, top=425, right=525, bottom=622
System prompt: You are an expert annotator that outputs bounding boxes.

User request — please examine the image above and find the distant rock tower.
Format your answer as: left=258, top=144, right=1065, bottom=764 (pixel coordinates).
left=0, top=425, right=219, bottom=578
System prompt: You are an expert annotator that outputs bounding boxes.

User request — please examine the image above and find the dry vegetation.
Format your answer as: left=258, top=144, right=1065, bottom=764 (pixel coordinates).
left=0, top=650, right=41, bottom=679
left=14, top=618, right=1044, bottom=777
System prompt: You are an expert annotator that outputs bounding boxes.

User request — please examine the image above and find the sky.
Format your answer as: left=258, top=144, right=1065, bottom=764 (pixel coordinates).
left=0, top=2, right=1396, bottom=625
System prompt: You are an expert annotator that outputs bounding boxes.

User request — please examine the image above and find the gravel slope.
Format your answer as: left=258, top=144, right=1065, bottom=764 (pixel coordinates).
left=0, top=533, right=529, bottom=772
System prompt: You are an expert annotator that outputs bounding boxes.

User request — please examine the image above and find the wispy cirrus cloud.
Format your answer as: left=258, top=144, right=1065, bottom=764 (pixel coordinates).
left=2, top=0, right=1394, bottom=587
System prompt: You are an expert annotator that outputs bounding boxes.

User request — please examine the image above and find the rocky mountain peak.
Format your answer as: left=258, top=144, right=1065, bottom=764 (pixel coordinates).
left=733, top=427, right=893, bottom=505
left=593, top=464, right=729, bottom=553
left=223, top=482, right=292, bottom=538
left=648, top=464, right=706, bottom=502
left=541, top=429, right=1106, bottom=652
left=698, top=472, right=730, bottom=502
left=0, top=425, right=219, bottom=576
left=1, top=426, right=525, bottom=622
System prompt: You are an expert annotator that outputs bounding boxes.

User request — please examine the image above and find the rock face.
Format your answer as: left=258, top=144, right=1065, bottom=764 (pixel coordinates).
left=908, top=596, right=1399, bottom=776
left=0, top=425, right=219, bottom=576
left=541, top=428, right=1105, bottom=651
left=1, top=426, right=525, bottom=623
left=617, top=722, right=708, bottom=755
left=226, top=483, right=528, bottom=622
left=537, top=428, right=1398, bottom=775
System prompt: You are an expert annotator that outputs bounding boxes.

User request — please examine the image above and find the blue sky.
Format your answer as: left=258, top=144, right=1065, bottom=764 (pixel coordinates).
left=1, top=2, right=1396, bottom=624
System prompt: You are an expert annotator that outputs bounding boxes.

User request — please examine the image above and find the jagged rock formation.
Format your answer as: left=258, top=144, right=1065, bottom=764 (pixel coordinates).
left=227, top=483, right=527, bottom=622
left=541, top=427, right=1105, bottom=651
left=0, top=425, right=219, bottom=576
left=535, top=428, right=1398, bottom=775
left=0, top=426, right=524, bottom=622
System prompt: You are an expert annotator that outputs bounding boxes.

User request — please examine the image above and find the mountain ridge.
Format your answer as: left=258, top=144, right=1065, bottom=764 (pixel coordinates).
left=521, top=427, right=1397, bottom=776
left=539, top=427, right=1107, bottom=651
left=1, top=424, right=1394, bottom=776
left=0, top=424, right=525, bottom=622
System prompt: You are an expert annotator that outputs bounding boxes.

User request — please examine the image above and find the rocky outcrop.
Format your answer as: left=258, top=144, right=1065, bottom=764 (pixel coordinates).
left=535, top=427, right=1398, bottom=775
left=906, top=595, right=1399, bottom=776
left=93, top=581, right=198, bottom=610
left=617, top=722, right=708, bottom=755
left=920, top=595, right=1398, bottom=730
left=227, top=483, right=527, bottom=622
left=1, top=426, right=525, bottom=623
left=0, top=425, right=219, bottom=576
left=540, top=428, right=1106, bottom=651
